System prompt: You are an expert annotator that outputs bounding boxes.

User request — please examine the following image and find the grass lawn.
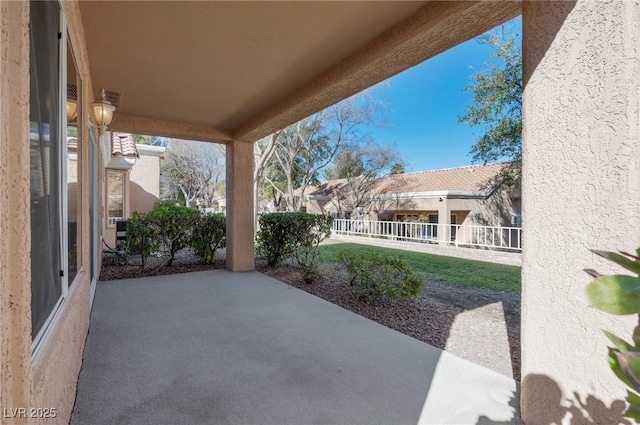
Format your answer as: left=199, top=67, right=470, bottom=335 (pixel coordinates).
left=317, top=242, right=521, bottom=293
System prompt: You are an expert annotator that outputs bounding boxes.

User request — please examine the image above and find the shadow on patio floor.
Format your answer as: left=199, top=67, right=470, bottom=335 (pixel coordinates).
left=72, top=270, right=519, bottom=425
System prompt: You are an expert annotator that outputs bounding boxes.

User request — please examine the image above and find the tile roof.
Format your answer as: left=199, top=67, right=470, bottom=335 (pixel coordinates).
left=306, top=162, right=510, bottom=197
left=111, top=132, right=139, bottom=158
left=374, top=162, right=509, bottom=194
left=67, top=137, right=78, bottom=153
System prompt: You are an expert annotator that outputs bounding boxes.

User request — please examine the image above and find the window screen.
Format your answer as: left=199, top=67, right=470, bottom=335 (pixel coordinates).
left=29, top=0, right=62, bottom=338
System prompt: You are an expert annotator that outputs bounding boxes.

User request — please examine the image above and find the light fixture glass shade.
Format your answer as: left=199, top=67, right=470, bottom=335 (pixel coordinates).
left=66, top=99, right=78, bottom=122
left=91, top=88, right=116, bottom=129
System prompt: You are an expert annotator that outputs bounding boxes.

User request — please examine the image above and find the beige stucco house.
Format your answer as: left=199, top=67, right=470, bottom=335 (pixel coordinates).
left=302, top=162, right=521, bottom=227
left=101, top=132, right=165, bottom=248
left=1, top=1, right=638, bottom=424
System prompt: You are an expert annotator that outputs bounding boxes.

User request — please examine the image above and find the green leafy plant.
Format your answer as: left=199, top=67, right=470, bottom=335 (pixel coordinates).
left=338, top=250, right=423, bottom=304
left=147, top=200, right=200, bottom=268
left=256, top=213, right=297, bottom=267
left=290, top=213, right=333, bottom=283
left=585, top=248, right=640, bottom=420
left=125, top=211, right=160, bottom=268
left=190, top=213, right=226, bottom=264
left=256, top=212, right=333, bottom=282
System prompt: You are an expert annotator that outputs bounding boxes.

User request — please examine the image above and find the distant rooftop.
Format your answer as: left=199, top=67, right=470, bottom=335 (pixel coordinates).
left=302, top=162, right=512, bottom=197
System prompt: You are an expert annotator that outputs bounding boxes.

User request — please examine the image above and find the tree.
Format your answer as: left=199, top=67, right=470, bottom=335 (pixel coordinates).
left=261, top=93, right=379, bottom=212
left=459, top=30, right=522, bottom=186
left=133, top=134, right=169, bottom=147
left=390, top=162, right=405, bottom=175
left=160, top=139, right=225, bottom=208
left=323, top=146, right=365, bottom=180
left=325, top=141, right=403, bottom=218
left=254, top=132, right=281, bottom=223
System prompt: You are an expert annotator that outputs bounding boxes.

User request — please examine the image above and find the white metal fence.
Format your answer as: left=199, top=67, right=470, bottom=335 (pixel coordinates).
left=332, top=218, right=522, bottom=252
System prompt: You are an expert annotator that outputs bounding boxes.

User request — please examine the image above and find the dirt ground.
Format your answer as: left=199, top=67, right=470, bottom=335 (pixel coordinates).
left=100, top=250, right=520, bottom=380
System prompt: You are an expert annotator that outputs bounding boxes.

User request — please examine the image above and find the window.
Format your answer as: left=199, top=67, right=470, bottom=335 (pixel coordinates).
left=30, top=0, right=62, bottom=341
left=512, top=213, right=522, bottom=227
left=29, top=1, right=83, bottom=347
left=67, top=41, right=81, bottom=284
left=106, top=170, right=126, bottom=227
left=396, top=214, right=419, bottom=222
left=426, top=213, right=438, bottom=239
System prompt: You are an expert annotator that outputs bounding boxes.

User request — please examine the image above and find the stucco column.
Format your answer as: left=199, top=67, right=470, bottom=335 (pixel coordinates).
left=522, top=1, right=639, bottom=423
left=437, top=198, right=451, bottom=244
left=0, top=0, right=33, bottom=416
left=226, top=140, right=255, bottom=271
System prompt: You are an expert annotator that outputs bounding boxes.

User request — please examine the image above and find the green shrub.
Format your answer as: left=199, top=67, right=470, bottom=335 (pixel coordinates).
left=586, top=248, right=640, bottom=420
left=256, top=212, right=333, bottom=281
left=256, top=213, right=297, bottom=267
left=191, top=213, right=226, bottom=264
left=125, top=211, right=160, bottom=268
left=290, top=213, right=333, bottom=283
left=147, top=200, right=200, bottom=267
left=338, top=250, right=423, bottom=304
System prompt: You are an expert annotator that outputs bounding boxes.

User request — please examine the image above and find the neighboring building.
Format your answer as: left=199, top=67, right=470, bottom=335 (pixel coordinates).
left=130, top=144, right=166, bottom=214
left=300, top=162, right=521, bottom=229
left=102, top=132, right=165, bottom=248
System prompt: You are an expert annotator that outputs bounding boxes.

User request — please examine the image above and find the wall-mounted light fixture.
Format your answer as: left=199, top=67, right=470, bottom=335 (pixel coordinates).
left=91, top=88, right=116, bottom=134
left=66, top=99, right=78, bottom=123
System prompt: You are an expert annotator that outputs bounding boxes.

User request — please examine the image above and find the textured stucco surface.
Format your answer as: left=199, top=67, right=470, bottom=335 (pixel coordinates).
left=110, top=114, right=232, bottom=145
left=226, top=141, right=255, bottom=271
left=28, top=0, right=93, bottom=422
left=0, top=1, right=94, bottom=424
left=0, top=1, right=33, bottom=421
left=31, top=283, right=90, bottom=425
left=375, top=191, right=519, bottom=228
left=521, top=1, right=640, bottom=423
left=129, top=147, right=163, bottom=215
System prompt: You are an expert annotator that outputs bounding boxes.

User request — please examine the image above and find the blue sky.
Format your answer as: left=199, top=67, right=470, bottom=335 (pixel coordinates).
left=363, top=17, right=521, bottom=172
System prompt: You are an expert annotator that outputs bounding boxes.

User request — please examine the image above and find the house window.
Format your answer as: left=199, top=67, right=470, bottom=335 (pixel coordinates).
left=396, top=214, right=419, bottom=222
left=67, top=49, right=82, bottom=285
left=29, top=1, right=83, bottom=346
left=106, top=170, right=126, bottom=227
left=426, top=213, right=438, bottom=239
left=451, top=214, right=458, bottom=241
left=512, top=213, right=522, bottom=227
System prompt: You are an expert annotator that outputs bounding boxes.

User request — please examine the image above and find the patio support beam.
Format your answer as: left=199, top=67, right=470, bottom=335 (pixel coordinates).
left=0, top=0, right=33, bottom=413
left=521, top=1, right=640, bottom=422
left=234, top=1, right=521, bottom=142
left=109, top=113, right=233, bottom=144
left=437, top=199, right=451, bottom=245
left=226, top=140, right=255, bottom=271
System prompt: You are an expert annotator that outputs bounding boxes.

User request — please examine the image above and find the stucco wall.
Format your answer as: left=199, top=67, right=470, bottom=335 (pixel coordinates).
left=0, top=1, right=94, bottom=423
left=0, top=0, right=34, bottom=419
left=129, top=145, right=164, bottom=214
left=29, top=0, right=94, bottom=423
left=31, top=283, right=89, bottom=424
left=370, top=190, right=518, bottom=227
left=522, top=1, right=640, bottom=423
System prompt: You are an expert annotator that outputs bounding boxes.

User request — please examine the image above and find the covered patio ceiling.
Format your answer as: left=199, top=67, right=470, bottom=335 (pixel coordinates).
left=80, top=1, right=520, bottom=143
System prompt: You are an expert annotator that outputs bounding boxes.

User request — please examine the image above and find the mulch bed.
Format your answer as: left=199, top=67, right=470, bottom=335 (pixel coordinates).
left=99, top=249, right=225, bottom=281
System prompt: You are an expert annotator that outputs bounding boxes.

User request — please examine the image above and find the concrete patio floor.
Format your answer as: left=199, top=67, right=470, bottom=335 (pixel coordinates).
left=71, top=270, right=521, bottom=425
